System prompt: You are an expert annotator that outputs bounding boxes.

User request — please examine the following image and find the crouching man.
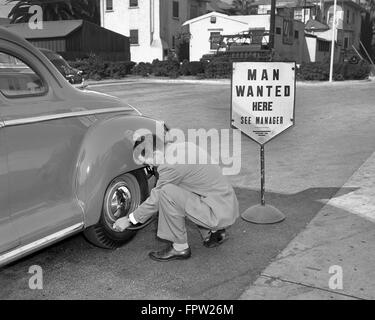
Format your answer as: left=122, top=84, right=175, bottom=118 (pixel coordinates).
left=113, top=134, right=239, bottom=262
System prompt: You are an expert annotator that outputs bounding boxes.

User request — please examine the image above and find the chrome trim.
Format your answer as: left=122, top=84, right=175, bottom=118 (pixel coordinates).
left=127, top=103, right=142, bottom=116
left=3, top=107, right=134, bottom=127
left=0, top=222, right=84, bottom=267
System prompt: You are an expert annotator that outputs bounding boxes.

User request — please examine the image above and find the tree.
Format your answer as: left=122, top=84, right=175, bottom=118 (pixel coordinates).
left=231, top=0, right=256, bottom=15
left=362, top=0, right=375, bottom=60
left=7, top=0, right=100, bottom=25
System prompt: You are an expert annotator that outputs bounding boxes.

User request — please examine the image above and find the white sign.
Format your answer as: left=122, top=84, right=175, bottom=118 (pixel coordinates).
left=231, top=62, right=296, bottom=145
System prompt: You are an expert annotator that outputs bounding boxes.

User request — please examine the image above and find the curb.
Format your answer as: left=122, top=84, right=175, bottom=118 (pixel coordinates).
left=86, top=77, right=374, bottom=87
left=239, top=149, right=375, bottom=300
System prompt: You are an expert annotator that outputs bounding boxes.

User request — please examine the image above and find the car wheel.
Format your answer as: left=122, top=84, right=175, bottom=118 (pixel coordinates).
left=84, top=169, right=148, bottom=249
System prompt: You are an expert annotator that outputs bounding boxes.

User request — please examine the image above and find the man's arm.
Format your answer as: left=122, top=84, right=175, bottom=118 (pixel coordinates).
left=130, top=165, right=182, bottom=224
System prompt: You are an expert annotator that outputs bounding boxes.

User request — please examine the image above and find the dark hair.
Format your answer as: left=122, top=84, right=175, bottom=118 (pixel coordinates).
left=133, top=123, right=170, bottom=156
left=133, top=134, right=159, bottom=157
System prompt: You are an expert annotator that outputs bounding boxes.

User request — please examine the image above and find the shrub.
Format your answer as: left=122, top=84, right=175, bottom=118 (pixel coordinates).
left=68, top=55, right=135, bottom=80
left=203, top=55, right=232, bottom=79
left=343, top=61, right=371, bottom=80
left=131, top=62, right=153, bottom=77
left=297, top=61, right=371, bottom=81
left=151, top=59, right=180, bottom=77
left=179, top=60, right=205, bottom=76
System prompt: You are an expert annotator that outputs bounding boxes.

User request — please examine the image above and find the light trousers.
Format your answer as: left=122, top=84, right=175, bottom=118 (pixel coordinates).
left=156, top=184, right=214, bottom=244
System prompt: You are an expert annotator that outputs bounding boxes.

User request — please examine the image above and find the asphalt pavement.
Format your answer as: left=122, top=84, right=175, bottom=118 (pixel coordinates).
left=1, top=79, right=375, bottom=299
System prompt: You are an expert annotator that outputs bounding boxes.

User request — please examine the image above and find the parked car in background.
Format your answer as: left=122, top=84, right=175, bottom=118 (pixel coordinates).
left=38, top=48, right=86, bottom=88
left=0, top=27, right=159, bottom=267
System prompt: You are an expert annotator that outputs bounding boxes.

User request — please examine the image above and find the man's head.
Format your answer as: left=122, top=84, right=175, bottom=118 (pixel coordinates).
left=133, top=124, right=170, bottom=167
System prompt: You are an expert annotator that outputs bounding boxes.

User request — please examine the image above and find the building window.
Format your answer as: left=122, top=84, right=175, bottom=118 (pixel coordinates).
left=211, top=16, right=217, bottom=24
left=210, top=32, right=221, bottom=50
left=276, top=27, right=281, bottom=35
left=344, top=37, right=349, bottom=49
left=346, top=10, right=350, bottom=24
left=318, top=40, right=330, bottom=52
left=130, top=29, right=139, bottom=45
left=352, top=12, right=355, bottom=24
left=294, top=30, right=299, bottom=39
left=328, top=13, right=333, bottom=25
left=294, top=8, right=302, bottom=21
left=173, top=1, right=179, bottom=19
left=106, top=0, right=113, bottom=11
left=172, top=36, right=176, bottom=49
left=129, top=0, right=138, bottom=7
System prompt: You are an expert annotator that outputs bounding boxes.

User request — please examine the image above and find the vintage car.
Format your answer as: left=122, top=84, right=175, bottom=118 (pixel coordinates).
left=0, top=27, right=158, bottom=267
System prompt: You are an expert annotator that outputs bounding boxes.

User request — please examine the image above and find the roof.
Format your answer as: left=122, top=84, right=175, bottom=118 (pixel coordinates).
left=2, top=20, right=83, bottom=39
left=305, top=19, right=329, bottom=31
left=0, top=26, right=53, bottom=60
left=0, top=17, right=10, bottom=25
left=183, top=11, right=249, bottom=26
left=251, top=0, right=316, bottom=8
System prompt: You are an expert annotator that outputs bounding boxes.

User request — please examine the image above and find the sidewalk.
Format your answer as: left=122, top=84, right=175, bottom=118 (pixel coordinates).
left=240, top=150, right=375, bottom=300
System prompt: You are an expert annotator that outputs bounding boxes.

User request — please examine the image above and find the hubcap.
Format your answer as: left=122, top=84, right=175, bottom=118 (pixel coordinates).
left=103, top=174, right=141, bottom=232
left=110, top=185, right=132, bottom=219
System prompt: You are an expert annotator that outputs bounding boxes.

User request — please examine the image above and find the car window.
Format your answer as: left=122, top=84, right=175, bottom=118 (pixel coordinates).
left=0, top=51, right=47, bottom=98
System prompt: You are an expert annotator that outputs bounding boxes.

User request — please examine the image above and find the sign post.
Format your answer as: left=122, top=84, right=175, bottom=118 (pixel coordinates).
left=231, top=62, right=296, bottom=224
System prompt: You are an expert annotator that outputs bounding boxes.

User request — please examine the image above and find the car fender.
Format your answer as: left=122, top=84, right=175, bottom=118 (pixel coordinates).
left=75, top=114, right=160, bottom=227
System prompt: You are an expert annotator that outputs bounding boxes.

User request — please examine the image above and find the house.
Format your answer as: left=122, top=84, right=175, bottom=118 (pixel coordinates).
left=252, top=0, right=320, bottom=23
left=0, top=18, right=10, bottom=25
left=3, top=20, right=130, bottom=61
left=301, top=0, right=365, bottom=62
left=182, top=11, right=308, bottom=63
left=320, top=0, right=365, bottom=51
left=100, top=0, right=208, bottom=62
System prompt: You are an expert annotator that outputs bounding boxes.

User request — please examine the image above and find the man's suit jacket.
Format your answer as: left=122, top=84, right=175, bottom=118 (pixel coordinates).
left=132, top=142, right=239, bottom=229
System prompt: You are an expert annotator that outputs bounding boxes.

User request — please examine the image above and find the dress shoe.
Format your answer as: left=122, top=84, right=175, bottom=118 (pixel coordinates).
left=149, top=245, right=191, bottom=262
left=203, top=229, right=227, bottom=248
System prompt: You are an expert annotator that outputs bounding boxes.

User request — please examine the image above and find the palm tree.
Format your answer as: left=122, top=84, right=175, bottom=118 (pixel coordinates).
left=231, top=0, right=256, bottom=15
left=7, top=0, right=100, bottom=24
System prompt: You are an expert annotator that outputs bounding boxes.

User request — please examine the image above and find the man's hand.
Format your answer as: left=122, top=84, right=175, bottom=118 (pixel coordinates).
left=113, top=216, right=131, bottom=232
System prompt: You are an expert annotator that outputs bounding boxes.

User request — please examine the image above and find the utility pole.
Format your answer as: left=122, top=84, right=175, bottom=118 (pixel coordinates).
left=269, top=0, right=276, bottom=49
left=329, top=0, right=337, bottom=82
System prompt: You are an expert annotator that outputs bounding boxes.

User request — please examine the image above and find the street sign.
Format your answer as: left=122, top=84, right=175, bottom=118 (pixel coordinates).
left=231, top=62, right=296, bottom=225
left=231, top=62, right=296, bottom=145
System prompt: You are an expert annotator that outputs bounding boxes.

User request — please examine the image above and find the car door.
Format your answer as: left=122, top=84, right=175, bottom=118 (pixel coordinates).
left=0, top=42, right=85, bottom=246
left=0, top=122, right=20, bottom=254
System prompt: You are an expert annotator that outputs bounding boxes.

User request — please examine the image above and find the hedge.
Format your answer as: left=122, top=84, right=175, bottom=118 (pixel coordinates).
left=68, top=54, right=135, bottom=80
left=180, top=60, right=206, bottom=76
left=69, top=54, right=371, bottom=81
left=297, top=61, right=371, bottom=81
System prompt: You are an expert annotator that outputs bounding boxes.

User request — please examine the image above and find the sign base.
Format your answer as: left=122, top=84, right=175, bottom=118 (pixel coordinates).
left=241, top=204, right=285, bottom=224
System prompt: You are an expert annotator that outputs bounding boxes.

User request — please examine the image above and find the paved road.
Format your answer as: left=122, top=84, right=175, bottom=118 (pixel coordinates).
left=1, top=80, right=375, bottom=299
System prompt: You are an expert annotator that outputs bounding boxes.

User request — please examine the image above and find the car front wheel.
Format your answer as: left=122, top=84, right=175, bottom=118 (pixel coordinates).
left=84, top=169, right=149, bottom=249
